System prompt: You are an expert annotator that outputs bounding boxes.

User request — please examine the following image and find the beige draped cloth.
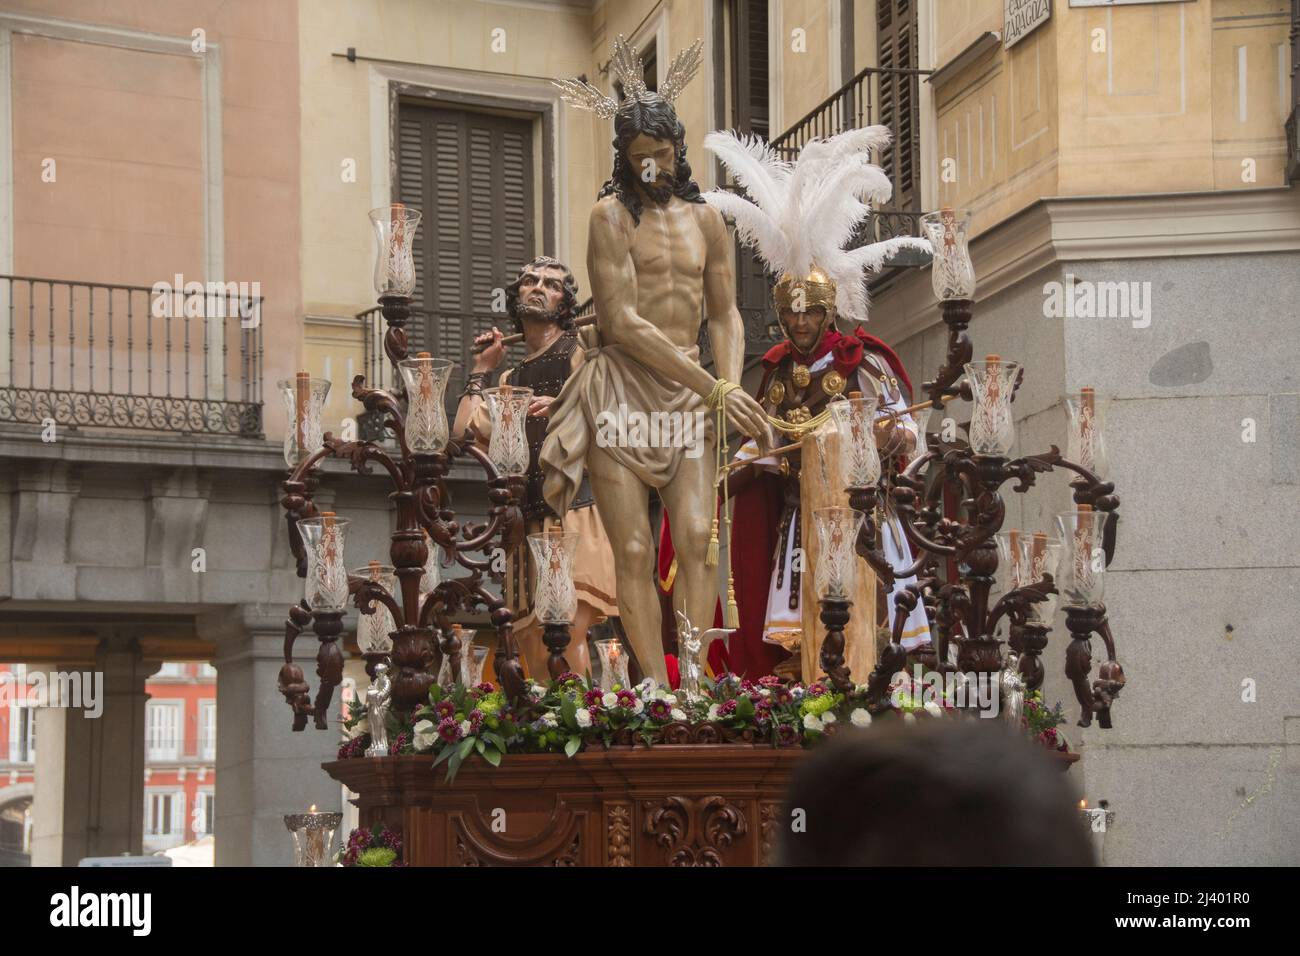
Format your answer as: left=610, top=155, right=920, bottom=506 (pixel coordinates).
left=798, top=422, right=879, bottom=683
left=541, top=342, right=711, bottom=515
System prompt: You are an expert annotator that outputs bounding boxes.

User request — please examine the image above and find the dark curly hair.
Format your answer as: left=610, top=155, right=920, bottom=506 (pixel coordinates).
left=598, top=97, right=704, bottom=225
left=504, top=256, right=579, bottom=334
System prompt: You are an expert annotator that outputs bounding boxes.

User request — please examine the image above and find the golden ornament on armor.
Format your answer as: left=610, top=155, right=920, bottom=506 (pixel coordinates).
left=785, top=405, right=811, bottom=425
left=822, top=370, right=846, bottom=396
left=792, top=365, right=811, bottom=388
left=767, top=380, right=785, bottom=406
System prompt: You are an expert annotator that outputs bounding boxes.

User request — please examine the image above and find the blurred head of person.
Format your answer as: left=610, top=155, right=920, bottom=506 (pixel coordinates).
left=777, top=719, right=1094, bottom=866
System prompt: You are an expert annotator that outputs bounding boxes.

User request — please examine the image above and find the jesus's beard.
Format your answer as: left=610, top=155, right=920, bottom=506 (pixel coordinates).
left=640, top=175, right=675, bottom=205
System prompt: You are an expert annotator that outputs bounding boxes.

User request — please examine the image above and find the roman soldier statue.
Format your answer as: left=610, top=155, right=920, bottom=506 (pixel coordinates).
left=452, top=256, right=618, bottom=679
left=664, top=127, right=933, bottom=681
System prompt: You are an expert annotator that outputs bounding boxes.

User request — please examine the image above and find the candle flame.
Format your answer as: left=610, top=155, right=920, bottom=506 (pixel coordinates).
left=309, top=804, right=317, bottom=813
left=1079, top=799, right=1087, bottom=810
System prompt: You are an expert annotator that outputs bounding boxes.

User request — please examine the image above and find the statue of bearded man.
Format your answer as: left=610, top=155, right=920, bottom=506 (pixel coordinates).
left=542, top=87, right=771, bottom=685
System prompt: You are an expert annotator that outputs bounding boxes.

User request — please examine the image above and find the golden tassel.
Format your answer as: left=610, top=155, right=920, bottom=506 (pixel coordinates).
left=706, top=515, right=720, bottom=567
left=725, top=575, right=739, bottom=628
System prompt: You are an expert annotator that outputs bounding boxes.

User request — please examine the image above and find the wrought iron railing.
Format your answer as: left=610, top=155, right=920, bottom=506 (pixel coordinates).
left=769, top=64, right=933, bottom=265
left=0, top=275, right=263, bottom=437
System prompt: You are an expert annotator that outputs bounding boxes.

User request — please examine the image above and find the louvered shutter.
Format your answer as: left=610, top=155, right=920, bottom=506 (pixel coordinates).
left=730, top=0, right=769, bottom=140
left=877, top=0, right=920, bottom=209
left=396, top=105, right=536, bottom=400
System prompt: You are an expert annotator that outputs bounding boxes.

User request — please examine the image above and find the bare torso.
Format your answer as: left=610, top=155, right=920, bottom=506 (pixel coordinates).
left=594, top=194, right=710, bottom=351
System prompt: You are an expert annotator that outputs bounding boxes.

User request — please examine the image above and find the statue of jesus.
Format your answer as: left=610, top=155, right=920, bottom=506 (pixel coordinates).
left=543, top=38, right=771, bottom=684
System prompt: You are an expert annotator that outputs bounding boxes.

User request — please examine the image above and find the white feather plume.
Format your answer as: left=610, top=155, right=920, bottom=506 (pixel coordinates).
left=703, top=126, right=931, bottom=323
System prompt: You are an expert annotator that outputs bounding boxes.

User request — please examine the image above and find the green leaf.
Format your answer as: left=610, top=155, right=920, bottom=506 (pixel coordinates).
left=445, top=749, right=463, bottom=783
left=457, top=736, right=475, bottom=759
left=474, top=737, right=486, bottom=755
left=736, top=695, right=755, bottom=719
left=564, top=735, right=582, bottom=758
left=560, top=693, right=578, bottom=730
left=432, top=745, right=455, bottom=767
left=481, top=746, right=502, bottom=767
left=429, top=684, right=443, bottom=704
left=485, top=732, right=508, bottom=751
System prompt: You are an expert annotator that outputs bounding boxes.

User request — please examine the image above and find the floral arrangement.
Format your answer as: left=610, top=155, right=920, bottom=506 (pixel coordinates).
left=341, top=671, right=951, bottom=782
left=339, top=824, right=404, bottom=867
left=1022, top=690, right=1069, bottom=753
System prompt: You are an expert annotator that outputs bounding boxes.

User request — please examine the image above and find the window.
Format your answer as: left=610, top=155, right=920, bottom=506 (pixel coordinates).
left=8, top=704, right=36, bottom=763
left=192, top=790, right=215, bottom=838
left=198, top=700, right=216, bottom=761
left=197, top=662, right=217, bottom=680
left=156, top=662, right=186, bottom=679
left=729, top=0, right=769, bottom=139
left=145, top=790, right=184, bottom=843
left=146, top=700, right=182, bottom=761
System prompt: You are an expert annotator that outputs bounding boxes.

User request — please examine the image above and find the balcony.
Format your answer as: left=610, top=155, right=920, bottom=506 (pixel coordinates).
left=0, top=275, right=264, bottom=438
left=770, top=64, right=933, bottom=266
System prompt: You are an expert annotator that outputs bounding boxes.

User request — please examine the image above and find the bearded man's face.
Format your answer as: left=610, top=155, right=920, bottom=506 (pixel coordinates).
left=626, top=133, right=677, bottom=205
left=513, top=266, right=568, bottom=323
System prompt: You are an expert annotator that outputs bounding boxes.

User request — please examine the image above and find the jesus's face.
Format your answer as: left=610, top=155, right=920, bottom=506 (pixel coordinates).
left=625, top=133, right=677, bottom=205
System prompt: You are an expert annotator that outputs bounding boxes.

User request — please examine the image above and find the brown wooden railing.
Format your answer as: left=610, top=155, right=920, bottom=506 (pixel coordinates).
left=0, top=275, right=263, bottom=437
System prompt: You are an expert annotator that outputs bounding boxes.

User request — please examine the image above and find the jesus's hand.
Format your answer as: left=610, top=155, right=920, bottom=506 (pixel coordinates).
left=724, top=389, right=772, bottom=455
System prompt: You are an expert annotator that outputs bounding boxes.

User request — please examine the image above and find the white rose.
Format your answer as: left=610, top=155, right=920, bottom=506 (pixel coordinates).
left=707, top=704, right=721, bottom=720
left=670, top=708, right=686, bottom=722
left=636, top=677, right=656, bottom=696
left=531, top=683, right=547, bottom=697
left=459, top=719, right=472, bottom=737
left=821, top=711, right=837, bottom=724
left=602, top=692, right=618, bottom=708
left=802, top=713, right=823, bottom=732
left=412, top=719, right=437, bottom=751
left=924, top=700, right=942, bottom=717
left=575, top=709, right=592, bottom=728
left=632, top=698, right=645, bottom=715
left=850, top=708, right=872, bottom=728
left=541, top=712, right=559, bottom=727
left=903, top=711, right=917, bottom=723
left=760, top=688, right=771, bottom=698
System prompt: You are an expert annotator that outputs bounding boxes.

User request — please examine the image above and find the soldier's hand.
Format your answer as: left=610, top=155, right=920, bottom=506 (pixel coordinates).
left=723, top=389, right=772, bottom=454
left=472, top=327, right=506, bottom=373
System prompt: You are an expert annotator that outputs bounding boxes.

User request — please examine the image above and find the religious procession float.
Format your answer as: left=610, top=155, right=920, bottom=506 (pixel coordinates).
left=274, top=36, right=1124, bottom=867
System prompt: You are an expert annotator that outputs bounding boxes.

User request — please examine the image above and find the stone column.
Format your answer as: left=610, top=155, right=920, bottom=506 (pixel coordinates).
left=206, top=605, right=342, bottom=867
left=29, top=639, right=160, bottom=866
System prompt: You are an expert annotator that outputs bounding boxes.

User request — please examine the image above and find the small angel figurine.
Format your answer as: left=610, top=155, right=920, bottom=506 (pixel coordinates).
left=675, top=611, right=704, bottom=703
left=364, top=662, right=392, bottom=757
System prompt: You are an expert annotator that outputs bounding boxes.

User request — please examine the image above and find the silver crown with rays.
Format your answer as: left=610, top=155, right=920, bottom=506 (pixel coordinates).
left=552, top=34, right=703, bottom=119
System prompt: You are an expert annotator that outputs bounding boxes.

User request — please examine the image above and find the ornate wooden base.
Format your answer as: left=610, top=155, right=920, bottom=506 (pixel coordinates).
left=324, top=746, right=805, bottom=866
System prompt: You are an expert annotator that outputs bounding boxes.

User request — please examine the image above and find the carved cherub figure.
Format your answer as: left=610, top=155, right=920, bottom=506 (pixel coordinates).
left=364, top=662, right=392, bottom=757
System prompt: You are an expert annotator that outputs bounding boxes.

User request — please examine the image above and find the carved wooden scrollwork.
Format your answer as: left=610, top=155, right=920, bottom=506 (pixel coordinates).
left=642, top=796, right=748, bottom=867
left=607, top=803, right=633, bottom=867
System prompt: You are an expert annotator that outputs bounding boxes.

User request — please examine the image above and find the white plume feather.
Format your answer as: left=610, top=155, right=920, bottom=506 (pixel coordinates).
left=705, top=125, right=921, bottom=323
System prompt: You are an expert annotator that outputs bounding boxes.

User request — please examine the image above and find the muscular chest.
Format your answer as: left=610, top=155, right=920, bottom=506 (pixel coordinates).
left=628, top=203, right=706, bottom=282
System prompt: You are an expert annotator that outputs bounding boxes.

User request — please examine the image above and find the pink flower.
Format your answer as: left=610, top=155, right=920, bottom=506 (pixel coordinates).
left=774, top=688, right=793, bottom=705
left=717, top=699, right=738, bottom=717
left=584, top=689, right=604, bottom=708
left=475, top=681, right=495, bottom=694
left=775, top=723, right=800, bottom=747
left=615, top=689, right=637, bottom=709
left=806, top=682, right=829, bottom=697
left=468, top=709, right=484, bottom=734
left=648, top=699, right=672, bottom=721
left=437, top=716, right=462, bottom=743
left=757, top=675, right=782, bottom=688
left=436, top=699, right=455, bottom=719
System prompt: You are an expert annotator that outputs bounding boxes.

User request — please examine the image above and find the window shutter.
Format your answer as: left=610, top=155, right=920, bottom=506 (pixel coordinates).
left=171, top=792, right=184, bottom=836
left=397, top=104, right=536, bottom=401
left=730, top=0, right=770, bottom=140
left=876, top=0, right=920, bottom=209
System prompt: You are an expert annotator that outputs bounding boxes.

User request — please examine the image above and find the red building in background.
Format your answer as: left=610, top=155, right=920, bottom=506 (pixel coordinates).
left=0, top=661, right=217, bottom=864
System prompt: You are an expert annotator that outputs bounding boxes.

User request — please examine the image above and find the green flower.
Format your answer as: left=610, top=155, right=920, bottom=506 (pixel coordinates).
left=477, top=691, right=506, bottom=716
left=357, top=847, right=397, bottom=867
left=799, top=693, right=837, bottom=718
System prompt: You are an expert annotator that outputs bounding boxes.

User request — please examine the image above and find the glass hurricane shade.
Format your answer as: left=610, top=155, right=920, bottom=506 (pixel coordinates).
left=813, top=507, right=866, bottom=600
left=419, top=530, right=441, bottom=597
left=369, top=204, right=421, bottom=297
left=461, top=644, right=489, bottom=687
left=912, top=406, right=932, bottom=459
left=352, top=564, right=396, bottom=654
left=1065, top=389, right=1110, bottom=480
left=964, top=360, right=1020, bottom=456
left=829, top=395, right=882, bottom=487
left=993, top=533, right=1064, bottom=623
left=1055, top=510, right=1112, bottom=607
left=595, top=639, right=632, bottom=691
left=398, top=356, right=455, bottom=452
left=297, top=516, right=350, bottom=613
left=920, top=208, right=976, bottom=301
left=528, top=530, right=580, bottom=625
left=483, top=385, right=533, bottom=476
left=278, top=376, right=331, bottom=468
